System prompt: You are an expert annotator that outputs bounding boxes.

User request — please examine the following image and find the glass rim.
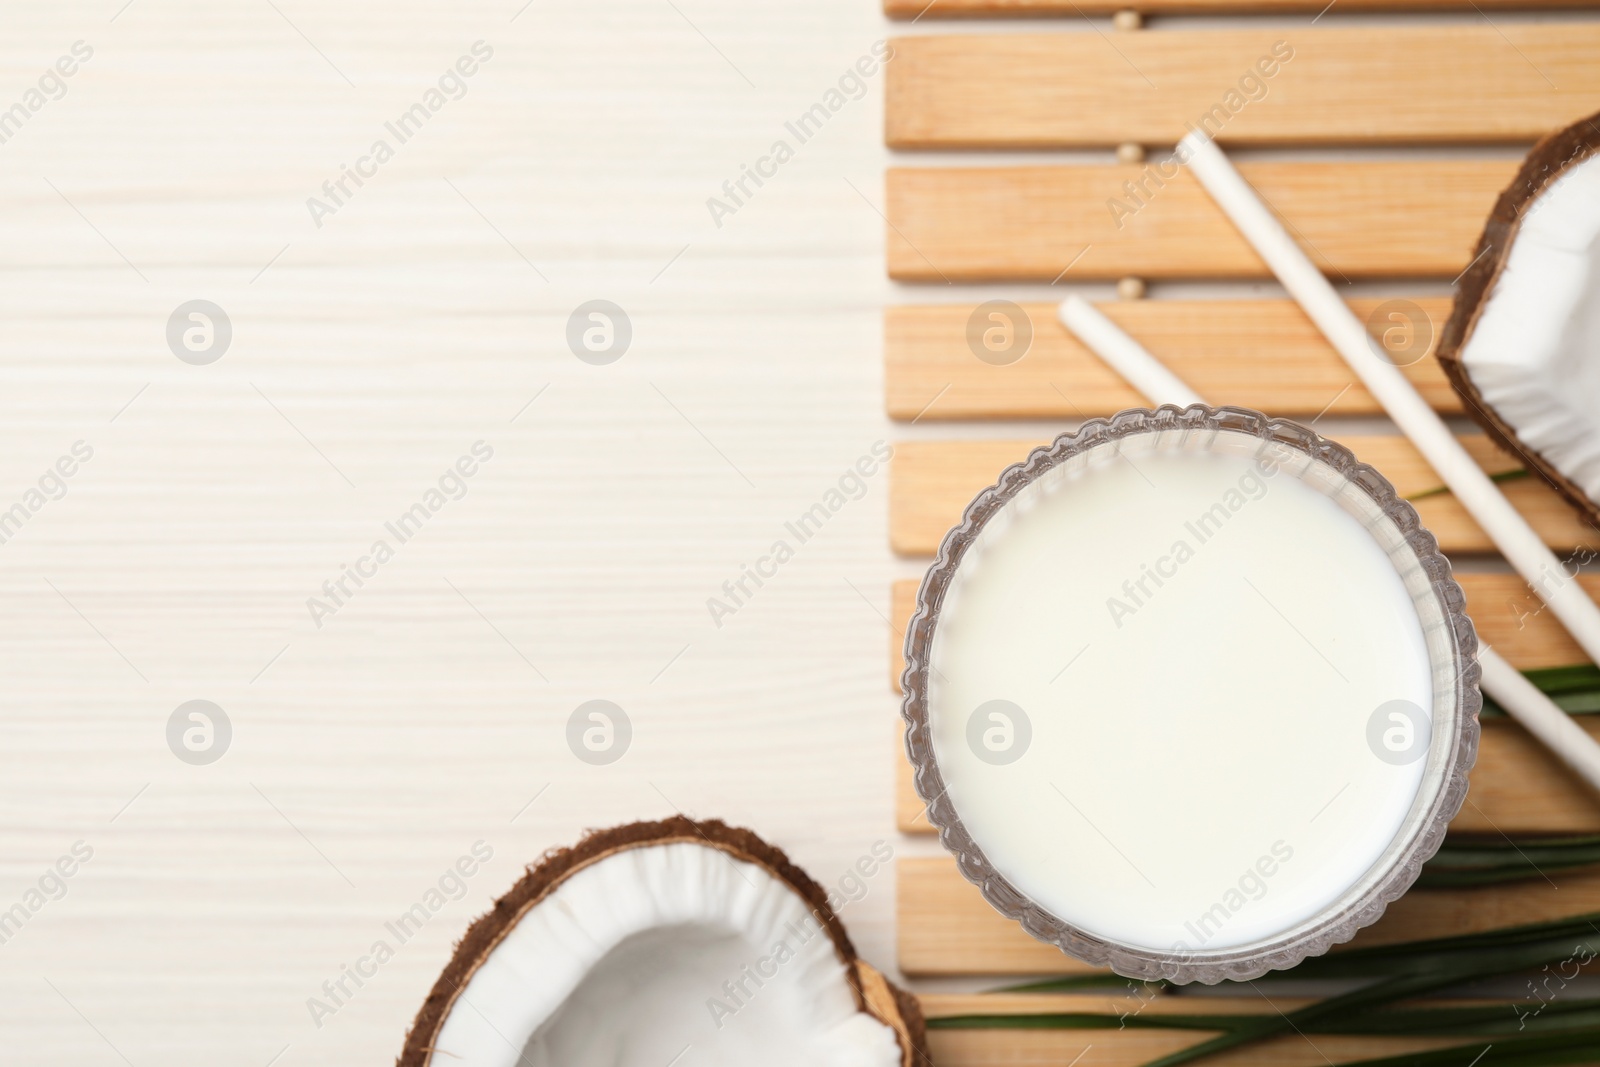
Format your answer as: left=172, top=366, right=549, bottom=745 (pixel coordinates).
left=900, top=404, right=1482, bottom=984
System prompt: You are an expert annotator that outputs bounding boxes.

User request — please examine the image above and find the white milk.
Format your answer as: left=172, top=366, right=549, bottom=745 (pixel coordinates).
left=927, top=434, right=1438, bottom=953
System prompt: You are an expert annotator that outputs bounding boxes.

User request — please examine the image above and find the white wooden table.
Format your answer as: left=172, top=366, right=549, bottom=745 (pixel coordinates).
left=0, top=2, right=911, bottom=1061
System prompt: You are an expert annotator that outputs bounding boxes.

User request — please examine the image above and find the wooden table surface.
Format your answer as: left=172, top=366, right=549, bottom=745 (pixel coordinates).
left=0, top=2, right=913, bottom=1063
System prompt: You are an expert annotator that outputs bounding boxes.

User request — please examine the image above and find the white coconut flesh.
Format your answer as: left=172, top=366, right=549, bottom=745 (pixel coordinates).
left=1460, top=152, right=1600, bottom=503
left=427, top=841, right=902, bottom=1067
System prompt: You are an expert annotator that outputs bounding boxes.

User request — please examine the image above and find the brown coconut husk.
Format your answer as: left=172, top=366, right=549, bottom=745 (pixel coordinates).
left=1438, top=109, right=1600, bottom=529
left=397, top=816, right=928, bottom=1067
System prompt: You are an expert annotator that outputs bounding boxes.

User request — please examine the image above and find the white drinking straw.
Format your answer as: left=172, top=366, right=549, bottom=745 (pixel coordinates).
left=1059, top=296, right=1205, bottom=409
left=1058, top=293, right=1600, bottom=796
left=1479, top=651, right=1600, bottom=793
left=1176, top=129, right=1600, bottom=667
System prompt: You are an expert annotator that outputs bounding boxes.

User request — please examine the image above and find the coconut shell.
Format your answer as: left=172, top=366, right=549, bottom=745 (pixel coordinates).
left=397, top=816, right=928, bottom=1067
left=1438, top=109, right=1600, bottom=529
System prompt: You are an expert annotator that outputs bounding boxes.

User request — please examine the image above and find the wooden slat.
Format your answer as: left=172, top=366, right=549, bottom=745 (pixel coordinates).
left=887, top=28, right=1600, bottom=148
left=918, top=993, right=1322, bottom=1017
left=916, top=992, right=1513, bottom=1017
left=916, top=993, right=1514, bottom=1067
left=929, top=1029, right=1461, bottom=1067
left=927, top=1028, right=1461, bottom=1067
left=886, top=299, right=1460, bottom=420
left=888, top=0, right=1600, bottom=15
left=890, top=574, right=1600, bottom=688
left=889, top=436, right=1598, bottom=556
left=899, top=856, right=1600, bottom=975
left=886, top=161, right=1513, bottom=281
left=897, top=716, right=1600, bottom=837
left=892, top=572, right=1600, bottom=835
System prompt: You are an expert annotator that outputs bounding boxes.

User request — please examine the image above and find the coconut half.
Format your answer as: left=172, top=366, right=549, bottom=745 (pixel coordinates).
left=1440, top=110, right=1600, bottom=526
left=397, top=817, right=925, bottom=1067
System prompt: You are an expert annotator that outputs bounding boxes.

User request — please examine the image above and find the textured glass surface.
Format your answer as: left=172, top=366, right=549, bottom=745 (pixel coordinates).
left=900, top=405, right=1481, bottom=984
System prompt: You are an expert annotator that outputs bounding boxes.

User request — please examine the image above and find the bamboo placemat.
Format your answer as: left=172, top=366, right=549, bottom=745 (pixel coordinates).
left=883, top=6, right=1600, bottom=1062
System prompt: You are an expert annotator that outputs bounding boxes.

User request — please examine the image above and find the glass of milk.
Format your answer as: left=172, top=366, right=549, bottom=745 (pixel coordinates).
left=902, top=405, right=1480, bottom=983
